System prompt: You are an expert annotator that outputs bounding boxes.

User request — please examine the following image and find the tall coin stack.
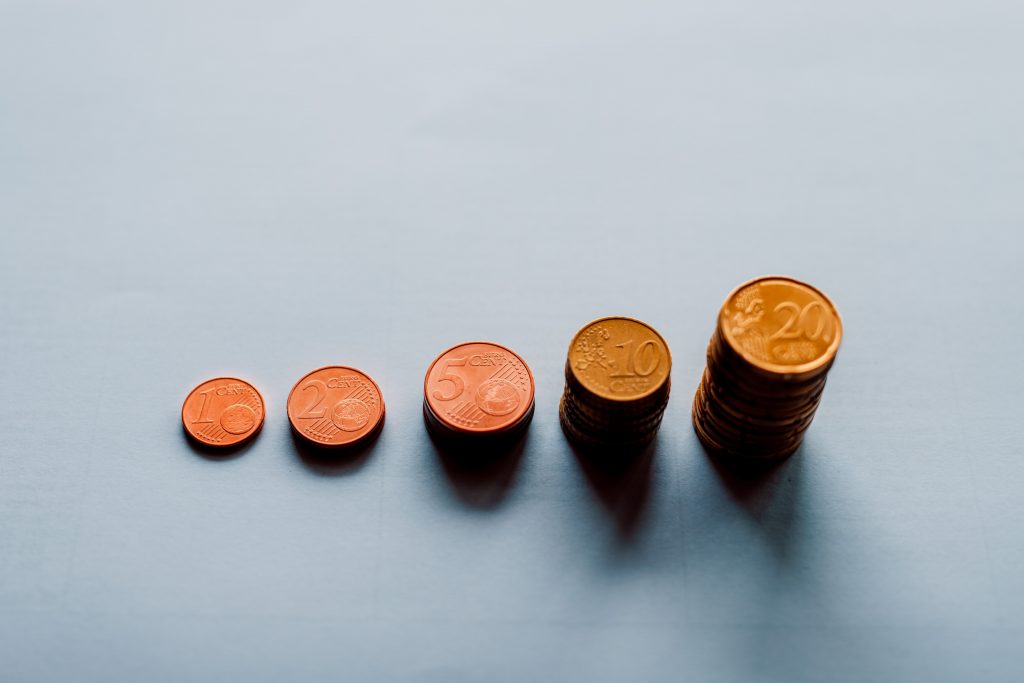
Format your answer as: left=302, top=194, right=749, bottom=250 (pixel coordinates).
left=692, top=276, right=842, bottom=463
left=560, top=317, right=672, bottom=450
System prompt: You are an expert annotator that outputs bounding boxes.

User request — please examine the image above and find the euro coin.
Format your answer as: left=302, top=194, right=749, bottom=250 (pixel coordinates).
left=423, top=341, right=535, bottom=441
left=561, top=316, right=672, bottom=450
left=181, top=377, right=265, bottom=448
left=718, top=276, right=841, bottom=379
left=288, top=366, right=385, bottom=449
left=567, top=316, right=671, bottom=405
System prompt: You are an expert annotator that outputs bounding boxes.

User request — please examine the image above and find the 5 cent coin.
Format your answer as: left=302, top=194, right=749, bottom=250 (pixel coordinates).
left=423, top=341, right=535, bottom=439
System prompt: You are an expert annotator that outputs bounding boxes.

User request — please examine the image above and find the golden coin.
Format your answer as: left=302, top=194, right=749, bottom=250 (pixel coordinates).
left=566, top=316, right=671, bottom=403
left=719, top=276, right=842, bottom=377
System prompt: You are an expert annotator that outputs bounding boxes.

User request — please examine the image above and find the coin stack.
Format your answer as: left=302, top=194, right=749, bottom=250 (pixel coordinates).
left=692, top=276, right=842, bottom=463
left=559, top=317, right=672, bottom=451
left=423, top=341, right=536, bottom=444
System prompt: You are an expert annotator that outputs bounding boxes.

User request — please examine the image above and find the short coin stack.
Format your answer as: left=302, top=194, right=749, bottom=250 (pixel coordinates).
left=423, top=341, right=536, bottom=444
left=692, top=276, right=842, bottom=463
left=560, top=317, right=672, bottom=450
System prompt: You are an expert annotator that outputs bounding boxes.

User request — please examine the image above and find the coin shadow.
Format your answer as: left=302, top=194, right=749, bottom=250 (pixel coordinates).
left=426, top=425, right=528, bottom=511
left=290, top=425, right=380, bottom=476
left=704, top=444, right=806, bottom=564
left=568, top=438, right=656, bottom=541
left=182, top=428, right=258, bottom=461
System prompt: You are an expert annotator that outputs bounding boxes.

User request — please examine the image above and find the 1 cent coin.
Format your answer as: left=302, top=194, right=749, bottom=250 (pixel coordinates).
left=423, top=341, right=535, bottom=437
left=181, top=377, right=265, bottom=448
left=287, top=366, right=385, bottom=448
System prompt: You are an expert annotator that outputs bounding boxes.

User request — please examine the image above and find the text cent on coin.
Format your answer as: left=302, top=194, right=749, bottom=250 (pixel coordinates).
left=287, top=366, right=385, bottom=448
left=181, top=377, right=265, bottom=448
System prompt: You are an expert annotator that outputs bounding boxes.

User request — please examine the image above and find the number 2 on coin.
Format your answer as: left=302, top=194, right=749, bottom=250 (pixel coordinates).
left=297, top=380, right=328, bottom=418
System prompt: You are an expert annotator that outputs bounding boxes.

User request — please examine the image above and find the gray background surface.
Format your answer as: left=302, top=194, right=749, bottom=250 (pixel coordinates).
left=1, top=1, right=1022, bottom=681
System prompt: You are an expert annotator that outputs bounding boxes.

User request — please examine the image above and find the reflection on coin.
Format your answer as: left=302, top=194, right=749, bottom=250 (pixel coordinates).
left=182, top=377, right=265, bottom=448
left=287, top=366, right=385, bottom=448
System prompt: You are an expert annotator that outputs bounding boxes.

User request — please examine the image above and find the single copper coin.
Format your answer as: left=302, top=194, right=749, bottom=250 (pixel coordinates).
left=287, top=366, right=385, bottom=448
left=181, top=377, right=265, bottom=448
left=423, top=341, right=535, bottom=437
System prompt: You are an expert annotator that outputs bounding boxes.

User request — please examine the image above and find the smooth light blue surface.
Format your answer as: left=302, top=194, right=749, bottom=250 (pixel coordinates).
left=2, top=2, right=1022, bottom=681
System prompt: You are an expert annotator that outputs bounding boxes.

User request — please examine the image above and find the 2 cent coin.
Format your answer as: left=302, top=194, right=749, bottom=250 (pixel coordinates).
left=287, top=366, right=385, bottom=448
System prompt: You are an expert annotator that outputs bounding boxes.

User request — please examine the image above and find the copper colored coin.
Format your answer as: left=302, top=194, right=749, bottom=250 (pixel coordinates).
left=181, top=377, right=265, bottom=448
left=287, top=366, right=385, bottom=448
left=424, top=341, right=535, bottom=436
